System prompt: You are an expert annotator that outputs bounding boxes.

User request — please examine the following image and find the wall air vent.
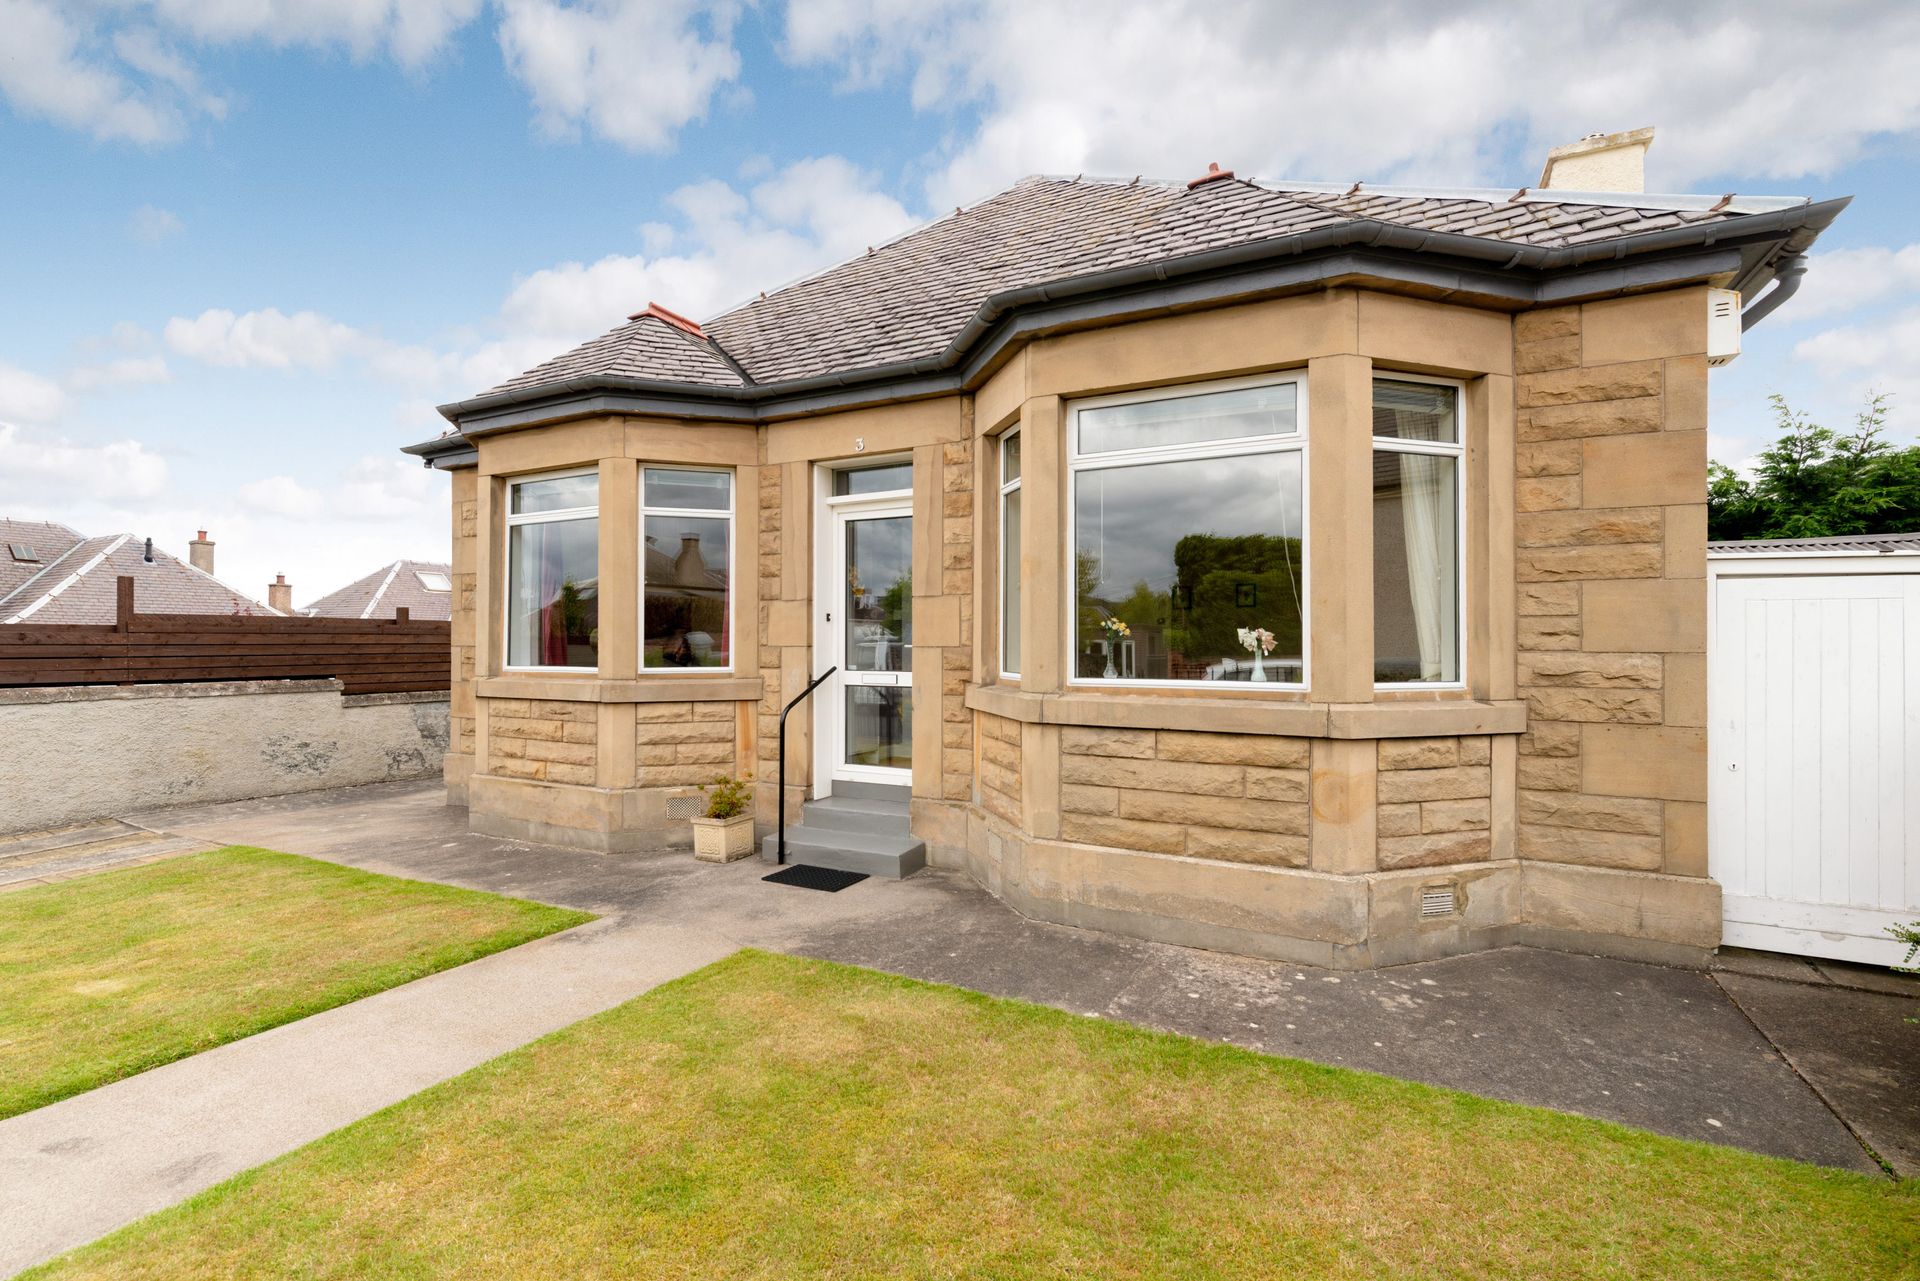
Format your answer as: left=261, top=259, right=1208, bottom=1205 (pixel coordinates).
left=1707, top=288, right=1742, bottom=367
left=1420, top=886, right=1458, bottom=919
left=665, top=793, right=704, bottom=820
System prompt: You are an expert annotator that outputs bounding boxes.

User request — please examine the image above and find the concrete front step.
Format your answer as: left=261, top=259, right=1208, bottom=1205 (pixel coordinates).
left=759, top=824, right=926, bottom=879
left=798, top=795, right=912, bottom=837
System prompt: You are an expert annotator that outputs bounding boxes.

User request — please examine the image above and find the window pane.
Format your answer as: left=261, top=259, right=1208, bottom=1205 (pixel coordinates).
left=507, top=517, right=598, bottom=668
left=1002, top=485, right=1022, bottom=673
left=1374, top=451, right=1459, bottom=683
left=1078, top=383, right=1297, bottom=456
left=644, top=468, right=731, bottom=511
left=833, top=463, right=913, bottom=495
left=1073, top=452, right=1304, bottom=683
left=1373, top=379, right=1458, bottom=444
left=1001, top=432, right=1021, bottom=484
left=643, top=514, right=731, bottom=668
left=845, top=515, right=911, bottom=672
left=511, top=473, right=597, bottom=515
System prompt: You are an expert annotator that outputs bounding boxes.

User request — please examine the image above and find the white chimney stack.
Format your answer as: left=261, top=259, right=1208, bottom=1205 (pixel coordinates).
left=1539, top=127, right=1655, bottom=193
left=188, top=529, right=214, bottom=575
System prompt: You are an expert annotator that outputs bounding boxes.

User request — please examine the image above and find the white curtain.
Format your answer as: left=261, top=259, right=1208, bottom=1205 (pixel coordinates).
left=1396, top=453, right=1456, bottom=682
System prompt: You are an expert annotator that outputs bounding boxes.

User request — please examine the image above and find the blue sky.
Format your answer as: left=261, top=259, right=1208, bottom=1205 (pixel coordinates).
left=3, top=1, right=1918, bottom=602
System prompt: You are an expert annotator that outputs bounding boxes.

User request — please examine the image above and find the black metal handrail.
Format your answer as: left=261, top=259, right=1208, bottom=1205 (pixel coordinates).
left=776, top=666, right=836, bottom=865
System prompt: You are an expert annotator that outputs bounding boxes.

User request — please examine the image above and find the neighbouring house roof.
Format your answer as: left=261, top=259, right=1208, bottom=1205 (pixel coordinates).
left=301, top=560, right=454, bottom=620
left=1709, top=532, right=1920, bottom=556
left=417, top=171, right=1846, bottom=448
left=0, top=518, right=85, bottom=603
left=0, top=528, right=280, bottom=625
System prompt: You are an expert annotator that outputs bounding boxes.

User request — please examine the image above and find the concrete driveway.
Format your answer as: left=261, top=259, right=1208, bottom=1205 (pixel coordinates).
left=1, top=778, right=1910, bottom=1274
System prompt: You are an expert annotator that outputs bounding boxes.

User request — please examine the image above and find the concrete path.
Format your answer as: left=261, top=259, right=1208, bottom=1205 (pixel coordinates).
left=0, top=819, right=215, bottom=891
left=0, top=919, right=731, bottom=1277
left=1, top=779, right=1904, bottom=1273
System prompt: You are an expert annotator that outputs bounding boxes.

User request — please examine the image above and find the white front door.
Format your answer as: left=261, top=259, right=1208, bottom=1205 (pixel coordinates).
left=1710, top=569, right=1920, bottom=964
left=818, top=492, right=913, bottom=789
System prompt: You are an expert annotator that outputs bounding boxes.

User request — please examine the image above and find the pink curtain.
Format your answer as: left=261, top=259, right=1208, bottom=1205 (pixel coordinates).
left=538, top=532, right=568, bottom=666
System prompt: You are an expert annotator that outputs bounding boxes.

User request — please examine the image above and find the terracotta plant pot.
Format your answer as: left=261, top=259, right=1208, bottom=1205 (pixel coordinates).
left=691, top=812, right=756, bottom=863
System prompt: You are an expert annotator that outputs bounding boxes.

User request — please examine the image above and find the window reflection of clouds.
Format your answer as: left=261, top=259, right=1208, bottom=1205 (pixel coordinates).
left=1075, top=453, right=1302, bottom=597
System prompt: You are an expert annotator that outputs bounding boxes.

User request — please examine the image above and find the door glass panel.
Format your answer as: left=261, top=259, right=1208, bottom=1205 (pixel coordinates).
left=845, top=516, right=912, bottom=673
left=845, top=686, right=912, bottom=769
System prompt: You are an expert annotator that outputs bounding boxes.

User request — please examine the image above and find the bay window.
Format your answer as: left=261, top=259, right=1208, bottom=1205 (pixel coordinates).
left=1068, top=378, right=1306, bottom=686
left=505, top=470, right=599, bottom=670
left=1372, top=377, right=1463, bottom=685
left=1000, top=431, right=1022, bottom=678
left=642, top=467, right=733, bottom=670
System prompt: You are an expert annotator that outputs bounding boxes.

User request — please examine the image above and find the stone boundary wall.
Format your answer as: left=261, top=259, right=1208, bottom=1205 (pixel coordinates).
left=0, top=680, right=449, bottom=835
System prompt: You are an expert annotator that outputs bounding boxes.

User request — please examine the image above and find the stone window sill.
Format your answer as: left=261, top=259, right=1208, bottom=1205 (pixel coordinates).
left=478, top=675, right=762, bottom=704
left=964, top=683, right=1524, bottom=739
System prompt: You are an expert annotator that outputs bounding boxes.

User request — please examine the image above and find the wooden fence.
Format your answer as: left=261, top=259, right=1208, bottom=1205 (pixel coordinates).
left=0, top=576, right=451, bottom=696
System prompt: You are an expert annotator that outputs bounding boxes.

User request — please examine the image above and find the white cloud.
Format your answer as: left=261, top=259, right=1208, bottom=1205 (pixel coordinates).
left=497, top=0, right=742, bottom=151
left=237, top=473, right=326, bottom=519
left=145, top=0, right=484, bottom=68
left=67, top=356, right=172, bottom=391
left=501, top=155, right=914, bottom=338
left=784, top=0, right=1920, bottom=206
left=164, top=308, right=363, bottom=370
left=0, top=423, right=169, bottom=503
left=1788, top=245, right=1920, bottom=321
left=0, top=0, right=188, bottom=143
left=0, top=362, right=66, bottom=422
left=0, top=1, right=482, bottom=146
left=1788, top=305, right=1920, bottom=439
left=128, top=204, right=185, bottom=243
left=336, top=454, right=446, bottom=519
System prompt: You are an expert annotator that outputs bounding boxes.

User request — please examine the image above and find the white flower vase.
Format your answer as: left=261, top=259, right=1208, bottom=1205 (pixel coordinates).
left=1249, top=653, right=1267, bottom=682
left=1103, top=646, right=1118, bottom=680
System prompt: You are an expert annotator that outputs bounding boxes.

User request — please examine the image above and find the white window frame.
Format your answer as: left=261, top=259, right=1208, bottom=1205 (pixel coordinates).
left=1371, top=372, right=1468, bottom=691
left=1065, top=372, right=1310, bottom=691
left=503, top=466, right=600, bottom=673
left=640, top=465, right=736, bottom=675
left=999, top=430, right=1022, bottom=680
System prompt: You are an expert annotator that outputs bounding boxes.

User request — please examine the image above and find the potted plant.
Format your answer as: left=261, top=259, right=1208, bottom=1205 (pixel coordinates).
left=691, top=774, right=755, bottom=863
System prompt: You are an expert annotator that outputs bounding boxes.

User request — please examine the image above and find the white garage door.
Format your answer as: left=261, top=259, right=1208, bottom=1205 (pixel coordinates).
left=1710, top=568, right=1920, bottom=964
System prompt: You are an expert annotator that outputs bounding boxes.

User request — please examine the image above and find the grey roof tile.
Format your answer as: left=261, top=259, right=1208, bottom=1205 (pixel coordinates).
left=302, top=560, right=454, bottom=620
left=0, top=519, right=85, bottom=604
left=469, top=172, right=1805, bottom=405
left=0, top=533, right=278, bottom=625
left=483, top=312, right=744, bottom=396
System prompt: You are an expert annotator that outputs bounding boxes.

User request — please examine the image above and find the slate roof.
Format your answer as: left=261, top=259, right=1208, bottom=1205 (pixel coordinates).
left=0, top=519, right=85, bottom=603
left=302, top=560, right=454, bottom=620
left=0, top=530, right=280, bottom=625
left=461, top=172, right=1822, bottom=407
left=1709, top=531, right=1920, bottom=556
left=487, top=311, right=745, bottom=395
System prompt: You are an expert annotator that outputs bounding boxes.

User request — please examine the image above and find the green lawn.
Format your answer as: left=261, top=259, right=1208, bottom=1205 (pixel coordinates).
left=29, top=950, right=1917, bottom=1281
left=0, top=845, right=592, bottom=1118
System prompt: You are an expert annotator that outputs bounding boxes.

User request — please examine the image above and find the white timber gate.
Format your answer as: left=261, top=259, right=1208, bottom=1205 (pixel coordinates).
left=1708, top=541, right=1920, bottom=964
